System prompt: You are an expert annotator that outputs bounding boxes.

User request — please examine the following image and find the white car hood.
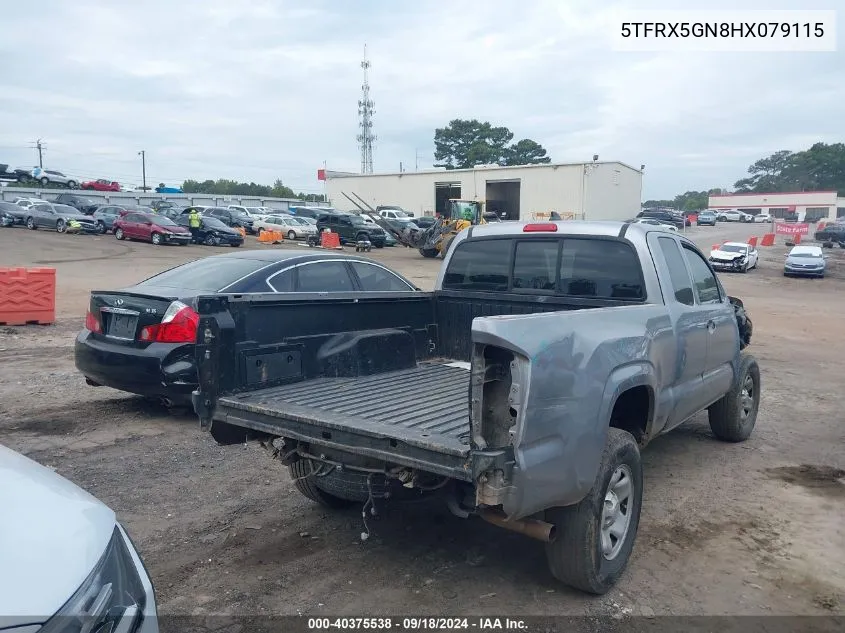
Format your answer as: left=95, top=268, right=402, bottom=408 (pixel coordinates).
left=0, top=444, right=115, bottom=626
left=710, top=249, right=744, bottom=261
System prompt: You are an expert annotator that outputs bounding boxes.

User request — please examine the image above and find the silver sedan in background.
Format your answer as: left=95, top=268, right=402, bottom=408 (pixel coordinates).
left=254, top=214, right=318, bottom=240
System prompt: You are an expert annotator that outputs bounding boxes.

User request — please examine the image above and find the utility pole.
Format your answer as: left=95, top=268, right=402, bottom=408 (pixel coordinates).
left=138, top=150, right=146, bottom=191
left=415, top=148, right=421, bottom=171
left=35, top=139, right=43, bottom=168
left=399, top=161, right=403, bottom=173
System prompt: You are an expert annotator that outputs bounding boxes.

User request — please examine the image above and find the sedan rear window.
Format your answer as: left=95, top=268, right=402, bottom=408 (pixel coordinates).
left=134, top=258, right=272, bottom=292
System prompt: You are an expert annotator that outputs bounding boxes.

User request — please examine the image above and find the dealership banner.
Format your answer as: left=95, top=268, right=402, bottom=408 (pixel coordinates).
left=774, top=222, right=809, bottom=235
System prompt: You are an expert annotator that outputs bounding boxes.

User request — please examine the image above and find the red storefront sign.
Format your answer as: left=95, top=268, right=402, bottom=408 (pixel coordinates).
left=774, top=222, right=809, bottom=235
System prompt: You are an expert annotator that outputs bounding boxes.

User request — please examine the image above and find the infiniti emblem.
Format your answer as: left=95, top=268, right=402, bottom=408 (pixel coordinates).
left=114, top=298, right=124, bottom=306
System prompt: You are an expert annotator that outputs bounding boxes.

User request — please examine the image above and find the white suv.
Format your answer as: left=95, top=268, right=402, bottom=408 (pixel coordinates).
left=32, top=167, right=78, bottom=189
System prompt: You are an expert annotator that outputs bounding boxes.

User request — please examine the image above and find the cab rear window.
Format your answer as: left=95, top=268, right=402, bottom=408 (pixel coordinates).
left=443, top=237, right=645, bottom=300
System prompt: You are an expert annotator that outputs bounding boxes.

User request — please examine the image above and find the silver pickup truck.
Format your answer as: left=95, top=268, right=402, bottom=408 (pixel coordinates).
left=192, top=220, right=758, bottom=595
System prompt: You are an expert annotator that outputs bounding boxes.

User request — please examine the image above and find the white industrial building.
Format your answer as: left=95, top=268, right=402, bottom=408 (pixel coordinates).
left=708, top=191, right=845, bottom=221
left=322, top=161, right=643, bottom=222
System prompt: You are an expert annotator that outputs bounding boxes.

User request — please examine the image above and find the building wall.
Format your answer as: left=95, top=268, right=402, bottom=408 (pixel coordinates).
left=583, top=163, right=642, bottom=221
left=325, top=162, right=642, bottom=222
left=708, top=191, right=838, bottom=221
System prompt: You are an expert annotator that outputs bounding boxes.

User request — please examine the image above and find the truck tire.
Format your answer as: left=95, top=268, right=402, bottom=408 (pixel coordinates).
left=544, top=428, right=642, bottom=595
left=288, top=459, right=356, bottom=509
left=707, top=353, right=760, bottom=443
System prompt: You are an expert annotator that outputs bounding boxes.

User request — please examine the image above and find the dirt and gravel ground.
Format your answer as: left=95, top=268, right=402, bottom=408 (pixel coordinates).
left=0, top=222, right=843, bottom=621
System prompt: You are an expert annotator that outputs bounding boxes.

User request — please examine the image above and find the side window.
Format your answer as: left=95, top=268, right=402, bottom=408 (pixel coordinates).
left=442, top=239, right=511, bottom=291
left=350, top=262, right=413, bottom=291
left=338, top=217, right=351, bottom=227
left=512, top=240, right=558, bottom=291
left=296, top=262, right=355, bottom=292
left=682, top=245, right=722, bottom=304
left=559, top=239, right=644, bottom=299
left=266, top=268, right=294, bottom=292
left=657, top=237, right=695, bottom=306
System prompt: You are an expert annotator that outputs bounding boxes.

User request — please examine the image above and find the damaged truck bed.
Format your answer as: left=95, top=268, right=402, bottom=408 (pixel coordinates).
left=214, top=361, right=474, bottom=478
left=193, top=220, right=758, bottom=595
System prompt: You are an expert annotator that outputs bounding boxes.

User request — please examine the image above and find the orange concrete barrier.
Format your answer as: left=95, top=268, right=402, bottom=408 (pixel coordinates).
left=793, top=234, right=802, bottom=245
left=760, top=233, right=775, bottom=246
left=0, top=267, right=56, bottom=325
left=320, top=230, right=341, bottom=249
left=747, top=236, right=758, bottom=247
left=258, top=230, right=283, bottom=243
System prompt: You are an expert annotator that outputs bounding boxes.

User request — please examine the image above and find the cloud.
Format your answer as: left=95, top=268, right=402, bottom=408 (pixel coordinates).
left=0, top=0, right=842, bottom=197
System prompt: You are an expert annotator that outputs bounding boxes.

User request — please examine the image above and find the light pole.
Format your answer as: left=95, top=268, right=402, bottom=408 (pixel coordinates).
left=581, top=155, right=599, bottom=220
left=138, top=150, right=146, bottom=191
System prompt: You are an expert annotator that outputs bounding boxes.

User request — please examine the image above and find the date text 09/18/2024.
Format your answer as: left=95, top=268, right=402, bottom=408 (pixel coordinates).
left=307, top=618, right=528, bottom=631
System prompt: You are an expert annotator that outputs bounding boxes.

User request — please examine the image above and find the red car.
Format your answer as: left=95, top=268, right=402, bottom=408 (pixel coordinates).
left=113, top=211, right=192, bottom=246
left=81, top=178, right=121, bottom=192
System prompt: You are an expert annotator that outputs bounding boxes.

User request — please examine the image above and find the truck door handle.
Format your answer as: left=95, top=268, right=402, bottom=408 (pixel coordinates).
left=707, top=320, right=716, bottom=333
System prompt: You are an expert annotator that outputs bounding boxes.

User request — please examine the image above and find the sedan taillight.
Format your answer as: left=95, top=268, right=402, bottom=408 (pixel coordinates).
left=85, top=310, right=102, bottom=333
left=139, top=301, right=199, bottom=343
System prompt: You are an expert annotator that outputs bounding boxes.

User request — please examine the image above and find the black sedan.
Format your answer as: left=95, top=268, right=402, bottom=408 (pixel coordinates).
left=175, top=215, right=244, bottom=246
left=74, top=251, right=419, bottom=404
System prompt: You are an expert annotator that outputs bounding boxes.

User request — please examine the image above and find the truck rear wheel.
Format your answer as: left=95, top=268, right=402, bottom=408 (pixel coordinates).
left=708, top=353, right=760, bottom=442
left=544, top=428, right=642, bottom=595
left=289, top=459, right=356, bottom=509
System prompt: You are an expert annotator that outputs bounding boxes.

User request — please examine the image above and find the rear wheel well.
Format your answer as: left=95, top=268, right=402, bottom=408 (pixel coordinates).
left=609, top=386, right=652, bottom=445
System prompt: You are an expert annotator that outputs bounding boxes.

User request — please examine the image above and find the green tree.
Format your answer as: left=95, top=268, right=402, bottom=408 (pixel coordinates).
left=504, top=139, right=551, bottom=166
left=179, top=177, right=324, bottom=201
left=733, top=143, right=845, bottom=195
left=434, top=119, right=550, bottom=169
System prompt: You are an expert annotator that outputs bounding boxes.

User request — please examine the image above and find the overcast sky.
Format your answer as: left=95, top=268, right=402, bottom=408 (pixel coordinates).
left=0, top=0, right=841, bottom=198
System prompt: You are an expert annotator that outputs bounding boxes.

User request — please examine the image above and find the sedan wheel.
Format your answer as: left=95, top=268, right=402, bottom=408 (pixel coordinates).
left=26, top=217, right=36, bottom=230
left=114, top=228, right=125, bottom=240
left=151, top=232, right=162, bottom=245
left=56, top=219, right=66, bottom=233
left=96, top=221, right=106, bottom=234
left=40, top=177, right=49, bottom=186
left=288, top=230, right=297, bottom=240
left=204, top=234, right=220, bottom=246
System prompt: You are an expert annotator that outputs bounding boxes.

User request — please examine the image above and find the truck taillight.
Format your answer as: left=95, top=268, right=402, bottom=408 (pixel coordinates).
left=139, top=301, right=199, bottom=343
left=523, top=223, right=558, bottom=232
left=85, top=310, right=102, bottom=333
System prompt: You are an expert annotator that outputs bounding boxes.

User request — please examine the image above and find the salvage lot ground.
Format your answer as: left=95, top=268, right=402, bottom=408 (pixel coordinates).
left=0, top=223, right=843, bottom=621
